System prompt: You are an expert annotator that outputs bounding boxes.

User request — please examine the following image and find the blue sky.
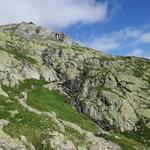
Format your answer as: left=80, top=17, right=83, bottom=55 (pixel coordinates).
left=0, top=0, right=150, bottom=58
left=63, top=0, right=150, bottom=58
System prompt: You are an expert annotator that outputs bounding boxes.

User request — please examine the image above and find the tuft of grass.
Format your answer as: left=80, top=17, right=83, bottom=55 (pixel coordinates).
left=101, top=119, right=150, bottom=149
left=3, top=42, right=37, bottom=64
left=65, top=127, right=86, bottom=146
left=101, top=133, right=145, bottom=150
left=132, top=61, right=147, bottom=78
left=12, top=50, right=37, bottom=64
left=0, top=95, right=7, bottom=101
left=2, top=79, right=47, bottom=97
left=27, top=87, right=99, bottom=133
left=123, top=120, right=150, bottom=148
left=93, top=56, right=115, bottom=61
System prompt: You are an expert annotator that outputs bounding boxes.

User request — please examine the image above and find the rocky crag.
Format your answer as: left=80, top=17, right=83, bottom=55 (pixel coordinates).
left=0, top=22, right=150, bottom=150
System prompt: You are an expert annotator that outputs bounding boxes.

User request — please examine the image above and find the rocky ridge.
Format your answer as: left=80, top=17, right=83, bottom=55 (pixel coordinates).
left=0, top=22, right=150, bottom=149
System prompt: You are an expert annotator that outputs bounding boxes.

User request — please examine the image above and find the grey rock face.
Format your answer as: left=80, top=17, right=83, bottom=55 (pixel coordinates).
left=60, top=57, right=150, bottom=131
left=14, top=22, right=75, bottom=45
left=48, top=131, right=76, bottom=150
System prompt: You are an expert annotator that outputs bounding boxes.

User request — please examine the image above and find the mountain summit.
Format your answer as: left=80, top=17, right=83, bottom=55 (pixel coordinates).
left=0, top=22, right=150, bottom=150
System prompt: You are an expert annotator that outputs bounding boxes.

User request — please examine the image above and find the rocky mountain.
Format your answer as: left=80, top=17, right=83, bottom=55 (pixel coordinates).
left=0, top=22, right=150, bottom=150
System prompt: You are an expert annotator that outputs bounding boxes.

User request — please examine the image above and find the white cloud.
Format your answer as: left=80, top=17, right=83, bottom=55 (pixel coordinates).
left=140, top=32, right=150, bottom=43
left=88, top=35, right=121, bottom=51
left=128, top=49, right=150, bottom=59
left=0, top=0, right=108, bottom=29
left=86, top=27, right=150, bottom=51
left=128, top=49, right=143, bottom=57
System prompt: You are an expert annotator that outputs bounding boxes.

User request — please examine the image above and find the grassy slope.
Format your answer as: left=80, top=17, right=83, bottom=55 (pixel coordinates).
left=0, top=79, right=99, bottom=149
left=1, top=78, right=149, bottom=149
left=2, top=78, right=99, bottom=133
left=2, top=79, right=47, bottom=97
left=0, top=96, right=56, bottom=149
left=123, top=120, right=150, bottom=148
left=0, top=80, right=58, bottom=149
left=27, top=87, right=99, bottom=133
left=101, top=133, right=145, bottom=150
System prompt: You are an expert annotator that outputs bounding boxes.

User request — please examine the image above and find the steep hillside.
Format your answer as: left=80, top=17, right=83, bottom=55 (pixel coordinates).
left=0, top=22, right=150, bottom=150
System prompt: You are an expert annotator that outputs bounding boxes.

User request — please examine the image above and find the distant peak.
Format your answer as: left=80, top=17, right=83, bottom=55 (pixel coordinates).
left=1, top=22, right=77, bottom=45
